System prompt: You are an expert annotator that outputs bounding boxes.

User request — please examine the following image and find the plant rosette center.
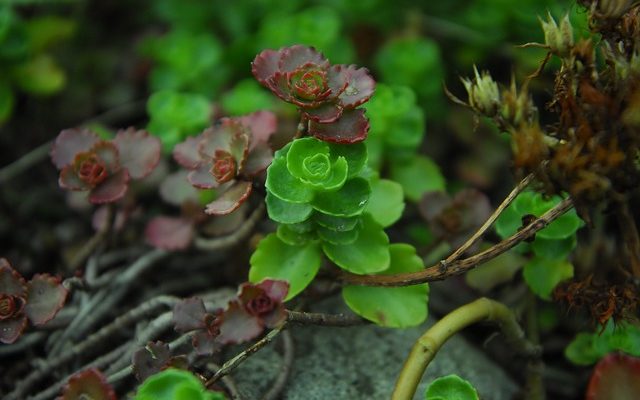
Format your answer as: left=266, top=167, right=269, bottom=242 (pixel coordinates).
left=211, top=150, right=237, bottom=183
left=74, top=152, right=110, bottom=186
left=286, top=137, right=348, bottom=190
left=245, top=292, right=275, bottom=317
left=0, top=294, right=25, bottom=320
left=290, top=66, right=330, bottom=103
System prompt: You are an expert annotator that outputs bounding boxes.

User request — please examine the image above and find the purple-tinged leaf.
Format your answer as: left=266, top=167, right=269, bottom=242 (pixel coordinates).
left=278, top=45, right=328, bottom=73
left=326, top=65, right=350, bottom=97
left=173, top=135, right=204, bottom=169
left=258, top=279, right=289, bottom=303
left=59, top=368, right=116, bottom=400
left=132, top=342, right=189, bottom=380
left=24, top=274, right=68, bottom=326
left=587, top=353, right=640, bottom=400
left=59, top=166, right=90, bottom=190
left=145, top=216, right=194, bottom=250
left=0, top=258, right=27, bottom=296
left=51, top=128, right=100, bottom=169
left=192, top=330, right=222, bottom=356
left=309, top=108, right=370, bottom=144
left=338, top=66, right=376, bottom=108
left=88, top=169, right=130, bottom=204
left=172, top=298, right=207, bottom=332
left=302, top=103, right=343, bottom=123
left=90, top=142, right=120, bottom=172
left=243, top=142, right=273, bottom=177
left=252, top=49, right=280, bottom=85
left=269, top=72, right=294, bottom=102
left=160, top=171, right=200, bottom=206
left=198, top=123, right=239, bottom=160
left=188, top=165, right=218, bottom=189
left=0, top=316, right=28, bottom=344
left=113, top=128, right=161, bottom=179
left=238, top=111, right=277, bottom=149
left=204, top=181, right=252, bottom=215
left=217, top=301, right=263, bottom=345
left=262, top=306, right=286, bottom=329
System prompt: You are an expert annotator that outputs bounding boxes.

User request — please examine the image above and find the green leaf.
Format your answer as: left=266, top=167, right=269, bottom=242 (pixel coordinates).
left=146, top=90, right=211, bottom=152
left=494, top=203, right=521, bottom=239
left=511, top=191, right=583, bottom=240
left=365, top=179, right=404, bottom=228
left=24, top=16, right=75, bottom=53
left=531, top=236, right=576, bottom=260
left=523, top=257, right=574, bottom=300
left=328, top=141, right=367, bottom=178
left=266, top=192, right=313, bottom=224
left=313, top=212, right=360, bottom=232
left=11, top=54, right=66, bottom=95
left=317, top=222, right=360, bottom=245
left=565, top=333, right=604, bottom=366
left=286, top=137, right=348, bottom=190
left=425, top=374, right=479, bottom=400
left=265, top=156, right=314, bottom=204
left=134, top=368, right=224, bottom=400
left=221, top=79, right=276, bottom=115
left=390, top=155, right=445, bottom=202
left=312, top=177, right=371, bottom=217
left=276, top=224, right=316, bottom=246
left=342, top=243, right=428, bottom=327
left=323, top=214, right=389, bottom=274
left=249, top=233, right=322, bottom=300
left=465, top=248, right=525, bottom=293
left=565, top=321, right=640, bottom=366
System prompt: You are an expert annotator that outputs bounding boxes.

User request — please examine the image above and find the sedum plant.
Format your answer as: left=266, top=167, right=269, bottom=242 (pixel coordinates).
left=58, top=368, right=116, bottom=400
left=0, top=258, right=67, bottom=344
left=134, top=368, right=225, bottom=400
left=51, top=128, right=161, bottom=204
left=248, top=45, right=429, bottom=328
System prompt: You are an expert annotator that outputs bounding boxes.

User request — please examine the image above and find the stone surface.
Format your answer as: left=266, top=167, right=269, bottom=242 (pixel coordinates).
left=231, top=296, right=518, bottom=399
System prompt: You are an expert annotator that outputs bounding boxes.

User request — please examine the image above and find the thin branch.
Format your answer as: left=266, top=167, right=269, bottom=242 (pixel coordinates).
left=262, top=330, right=294, bottom=400
left=195, top=203, right=265, bottom=250
left=392, top=297, right=540, bottom=400
left=444, top=172, right=535, bottom=263
left=286, top=310, right=368, bottom=326
left=205, top=323, right=287, bottom=388
left=207, top=362, right=244, bottom=400
left=340, top=198, right=574, bottom=286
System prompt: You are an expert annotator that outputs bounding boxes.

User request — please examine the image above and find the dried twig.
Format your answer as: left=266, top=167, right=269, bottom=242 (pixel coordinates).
left=195, top=203, right=265, bottom=250
left=340, top=198, right=573, bottom=286
left=286, top=310, right=367, bottom=326
left=261, top=330, right=294, bottom=400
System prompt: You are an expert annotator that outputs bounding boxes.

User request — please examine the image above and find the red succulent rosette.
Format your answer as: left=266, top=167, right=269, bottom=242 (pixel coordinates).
left=173, top=111, right=277, bottom=215
left=51, top=128, right=161, bottom=204
left=252, top=45, right=375, bottom=143
left=0, top=258, right=68, bottom=344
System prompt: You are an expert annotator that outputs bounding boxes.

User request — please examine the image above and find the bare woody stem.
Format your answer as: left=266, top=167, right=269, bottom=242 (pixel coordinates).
left=444, top=172, right=535, bottom=263
left=340, top=197, right=574, bottom=286
left=392, top=297, right=540, bottom=400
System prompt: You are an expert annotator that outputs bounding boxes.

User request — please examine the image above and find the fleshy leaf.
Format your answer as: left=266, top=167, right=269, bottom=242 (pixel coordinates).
left=531, top=236, right=577, bottom=260
left=0, top=258, right=26, bottom=295
left=342, top=243, right=428, bottom=327
left=265, top=156, right=314, bottom=204
left=323, top=214, right=390, bottom=274
left=311, top=177, right=370, bottom=217
left=51, top=128, right=100, bottom=169
left=278, top=45, right=328, bottom=73
left=523, top=257, right=574, bottom=300
left=308, top=108, right=370, bottom=144
left=145, top=216, right=194, bottom=250
left=586, top=353, right=640, bottom=400
left=313, top=212, right=359, bottom=232
left=134, top=368, right=224, bottom=400
left=217, top=301, right=263, bottom=345
left=249, top=233, right=322, bottom=300
left=238, top=110, right=277, bottom=149
left=425, top=374, right=479, bottom=400
left=24, top=274, right=67, bottom=326
left=60, top=369, right=116, bottom=400
left=172, top=298, right=206, bottom=332
left=159, top=171, right=200, bottom=206
left=328, top=141, right=367, bottom=178
left=338, top=66, right=376, bottom=108
left=0, top=317, right=28, bottom=344
left=204, top=181, right=252, bottom=215
left=132, top=342, right=172, bottom=382
left=188, top=165, right=217, bottom=189
left=390, top=155, right=445, bottom=202
left=277, top=224, right=316, bottom=246
left=113, top=128, right=161, bottom=179
left=266, top=192, right=313, bottom=224
left=243, top=142, right=273, bottom=176
left=173, top=135, right=203, bottom=169
left=365, top=179, right=404, bottom=228
left=317, top=223, right=360, bottom=245
left=88, top=169, right=130, bottom=204
left=565, top=321, right=640, bottom=366
left=58, top=165, right=90, bottom=190
left=302, top=103, right=343, bottom=123
left=251, top=49, right=280, bottom=84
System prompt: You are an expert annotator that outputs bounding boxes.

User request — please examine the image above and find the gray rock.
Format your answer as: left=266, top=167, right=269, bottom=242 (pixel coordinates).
left=231, top=297, right=518, bottom=399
